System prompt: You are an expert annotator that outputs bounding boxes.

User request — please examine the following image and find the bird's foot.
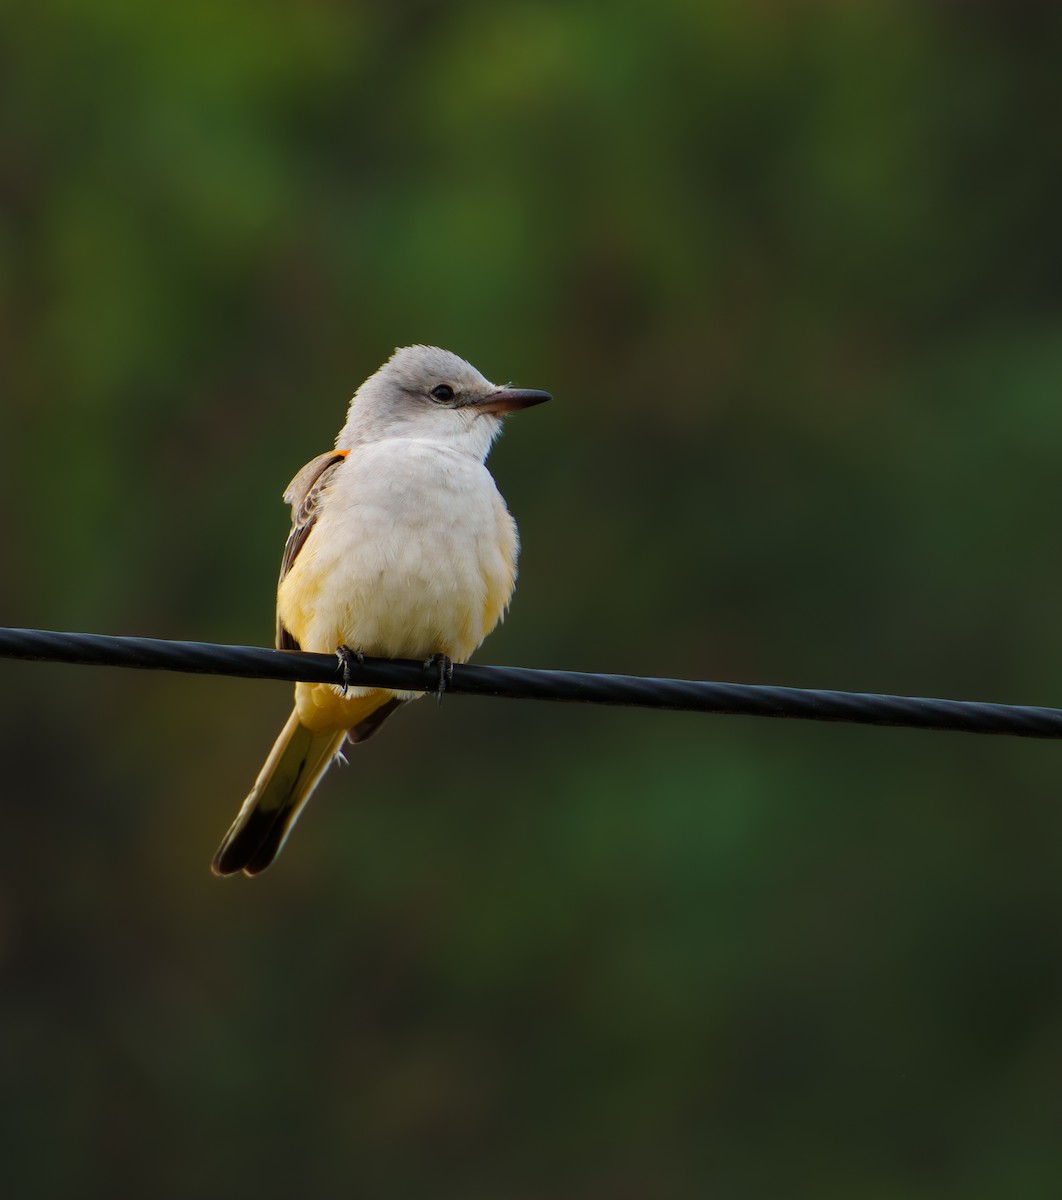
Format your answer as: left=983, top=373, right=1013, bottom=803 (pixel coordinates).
left=336, top=646, right=365, bottom=695
left=424, top=653, right=454, bottom=705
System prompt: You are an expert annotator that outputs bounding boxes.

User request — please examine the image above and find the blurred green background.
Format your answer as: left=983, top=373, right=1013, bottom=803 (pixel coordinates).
left=3, top=2, right=1062, bottom=1196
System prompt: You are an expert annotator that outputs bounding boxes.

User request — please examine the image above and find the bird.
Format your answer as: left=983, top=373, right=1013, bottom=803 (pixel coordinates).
left=211, top=345, right=550, bottom=876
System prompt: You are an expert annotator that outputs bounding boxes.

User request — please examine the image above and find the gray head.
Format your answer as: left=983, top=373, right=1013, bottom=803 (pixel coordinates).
left=337, top=345, right=550, bottom=458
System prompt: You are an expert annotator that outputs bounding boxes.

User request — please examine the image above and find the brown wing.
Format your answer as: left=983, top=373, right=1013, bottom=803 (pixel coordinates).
left=275, top=449, right=349, bottom=650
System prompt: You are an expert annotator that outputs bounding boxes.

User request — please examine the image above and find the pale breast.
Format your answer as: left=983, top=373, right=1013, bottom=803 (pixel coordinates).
left=277, top=440, right=518, bottom=663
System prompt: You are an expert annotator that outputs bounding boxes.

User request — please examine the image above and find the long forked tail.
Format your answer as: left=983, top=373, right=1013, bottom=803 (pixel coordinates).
left=212, top=710, right=348, bottom=877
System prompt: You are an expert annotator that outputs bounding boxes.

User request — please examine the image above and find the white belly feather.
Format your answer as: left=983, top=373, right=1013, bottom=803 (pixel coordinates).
left=277, top=439, right=518, bottom=665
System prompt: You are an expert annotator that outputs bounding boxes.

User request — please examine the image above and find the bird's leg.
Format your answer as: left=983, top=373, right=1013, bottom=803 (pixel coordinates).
left=424, top=653, right=454, bottom=705
left=336, top=645, right=365, bottom=695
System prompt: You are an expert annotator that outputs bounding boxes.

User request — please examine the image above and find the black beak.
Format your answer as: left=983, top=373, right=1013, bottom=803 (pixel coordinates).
left=470, top=388, right=552, bottom=416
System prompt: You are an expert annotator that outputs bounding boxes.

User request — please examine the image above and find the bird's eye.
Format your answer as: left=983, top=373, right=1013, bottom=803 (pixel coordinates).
left=430, top=384, right=455, bottom=403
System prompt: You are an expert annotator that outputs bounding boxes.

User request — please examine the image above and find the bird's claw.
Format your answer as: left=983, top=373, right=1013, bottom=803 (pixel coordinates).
left=424, top=653, right=454, bottom=705
left=336, top=645, right=365, bottom=695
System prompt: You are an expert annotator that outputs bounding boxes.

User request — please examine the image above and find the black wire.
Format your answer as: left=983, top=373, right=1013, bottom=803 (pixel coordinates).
left=0, top=625, right=1060, bottom=739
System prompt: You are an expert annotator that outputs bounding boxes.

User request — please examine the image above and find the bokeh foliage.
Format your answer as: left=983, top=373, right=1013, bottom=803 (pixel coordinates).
left=3, top=2, right=1062, bottom=1196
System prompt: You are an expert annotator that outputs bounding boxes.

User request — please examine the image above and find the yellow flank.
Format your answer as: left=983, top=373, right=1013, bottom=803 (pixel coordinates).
left=277, top=552, right=323, bottom=648
left=480, top=495, right=518, bottom=644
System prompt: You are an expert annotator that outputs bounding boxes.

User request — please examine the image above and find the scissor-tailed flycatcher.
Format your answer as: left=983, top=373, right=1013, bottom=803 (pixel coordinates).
left=212, top=345, right=550, bottom=877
